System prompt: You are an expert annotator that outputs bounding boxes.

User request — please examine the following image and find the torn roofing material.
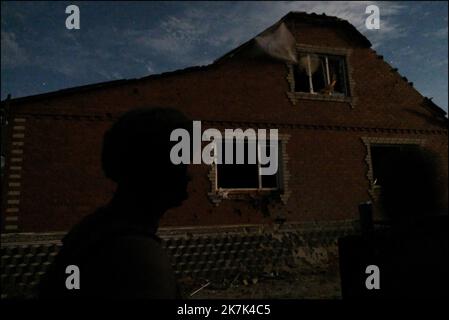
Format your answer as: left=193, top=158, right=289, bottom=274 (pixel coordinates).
left=214, top=11, right=372, bottom=64
left=217, top=20, right=298, bottom=64
left=254, top=22, right=297, bottom=64
left=1, top=11, right=446, bottom=119
left=1, top=11, right=371, bottom=107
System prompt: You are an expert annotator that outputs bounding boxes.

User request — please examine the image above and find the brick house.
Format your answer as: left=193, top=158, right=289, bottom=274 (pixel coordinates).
left=1, top=12, right=447, bottom=298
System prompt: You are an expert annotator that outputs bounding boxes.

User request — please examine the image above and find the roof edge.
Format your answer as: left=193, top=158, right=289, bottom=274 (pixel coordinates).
left=214, top=11, right=372, bottom=64
left=1, top=64, right=213, bottom=106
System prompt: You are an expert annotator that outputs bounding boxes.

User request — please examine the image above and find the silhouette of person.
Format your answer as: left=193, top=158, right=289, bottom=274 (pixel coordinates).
left=38, top=107, right=191, bottom=298
left=378, top=147, right=448, bottom=298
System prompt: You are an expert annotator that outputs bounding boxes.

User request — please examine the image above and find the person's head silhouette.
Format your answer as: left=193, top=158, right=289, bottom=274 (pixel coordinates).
left=101, top=107, right=191, bottom=224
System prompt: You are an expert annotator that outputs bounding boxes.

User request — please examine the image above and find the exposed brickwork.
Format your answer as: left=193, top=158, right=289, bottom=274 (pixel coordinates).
left=279, top=134, right=291, bottom=204
left=3, top=117, right=28, bottom=231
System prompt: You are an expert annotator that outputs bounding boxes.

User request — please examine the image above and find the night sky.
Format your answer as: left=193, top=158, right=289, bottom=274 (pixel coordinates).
left=1, top=1, right=448, bottom=112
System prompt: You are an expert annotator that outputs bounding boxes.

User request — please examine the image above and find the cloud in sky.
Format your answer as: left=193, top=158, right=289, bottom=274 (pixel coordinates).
left=1, top=30, right=29, bottom=69
left=0, top=1, right=412, bottom=70
left=1, top=1, right=447, bottom=111
left=426, top=26, right=448, bottom=39
left=121, top=1, right=408, bottom=61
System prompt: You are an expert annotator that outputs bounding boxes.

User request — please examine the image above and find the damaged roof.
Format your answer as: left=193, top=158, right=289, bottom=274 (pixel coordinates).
left=0, top=11, right=446, bottom=118
left=1, top=11, right=371, bottom=106
left=214, top=11, right=372, bottom=63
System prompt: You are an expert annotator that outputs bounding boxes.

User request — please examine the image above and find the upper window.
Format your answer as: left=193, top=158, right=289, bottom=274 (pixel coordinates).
left=294, top=53, right=349, bottom=96
left=216, top=139, right=281, bottom=190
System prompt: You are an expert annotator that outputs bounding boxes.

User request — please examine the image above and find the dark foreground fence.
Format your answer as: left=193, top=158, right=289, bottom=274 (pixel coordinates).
left=1, top=220, right=357, bottom=299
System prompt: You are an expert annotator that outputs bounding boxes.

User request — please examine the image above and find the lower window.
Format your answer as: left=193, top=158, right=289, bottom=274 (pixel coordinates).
left=216, top=139, right=281, bottom=190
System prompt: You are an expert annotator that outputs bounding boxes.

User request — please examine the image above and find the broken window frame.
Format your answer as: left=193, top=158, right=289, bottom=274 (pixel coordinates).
left=294, top=53, right=349, bottom=96
left=361, top=137, right=426, bottom=200
left=213, top=138, right=282, bottom=192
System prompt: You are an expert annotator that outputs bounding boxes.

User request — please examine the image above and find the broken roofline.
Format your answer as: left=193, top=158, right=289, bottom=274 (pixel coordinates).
left=0, top=11, right=446, bottom=118
left=0, top=11, right=370, bottom=107
left=0, top=64, right=214, bottom=106
left=214, top=11, right=372, bottom=64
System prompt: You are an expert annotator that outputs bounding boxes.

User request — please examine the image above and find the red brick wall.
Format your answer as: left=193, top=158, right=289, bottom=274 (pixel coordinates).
left=2, top=20, right=447, bottom=232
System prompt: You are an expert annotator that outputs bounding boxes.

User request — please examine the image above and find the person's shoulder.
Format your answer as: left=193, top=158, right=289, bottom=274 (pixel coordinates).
left=101, top=234, right=174, bottom=276
left=109, top=234, right=166, bottom=256
left=89, top=234, right=177, bottom=298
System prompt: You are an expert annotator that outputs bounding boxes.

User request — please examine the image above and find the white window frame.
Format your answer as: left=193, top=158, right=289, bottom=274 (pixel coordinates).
left=298, top=53, right=348, bottom=96
left=213, top=137, right=281, bottom=192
